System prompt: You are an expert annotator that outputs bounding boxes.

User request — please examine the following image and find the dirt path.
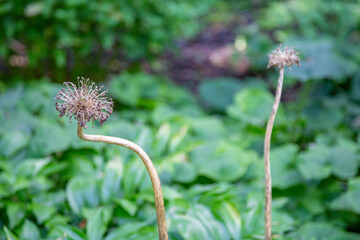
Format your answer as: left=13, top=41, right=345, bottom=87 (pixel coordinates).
left=158, top=22, right=251, bottom=92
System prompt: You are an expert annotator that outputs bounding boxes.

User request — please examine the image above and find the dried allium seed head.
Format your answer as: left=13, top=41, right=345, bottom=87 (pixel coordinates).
left=55, top=77, right=114, bottom=129
left=267, top=46, right=300, bottom=69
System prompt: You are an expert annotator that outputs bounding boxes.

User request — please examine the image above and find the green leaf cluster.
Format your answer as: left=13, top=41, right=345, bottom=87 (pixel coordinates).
left=1, top=71, right=360, bottom=239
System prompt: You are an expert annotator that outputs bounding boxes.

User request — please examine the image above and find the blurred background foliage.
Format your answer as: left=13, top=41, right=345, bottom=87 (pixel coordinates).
left=1, top=0, right=360, bottom=239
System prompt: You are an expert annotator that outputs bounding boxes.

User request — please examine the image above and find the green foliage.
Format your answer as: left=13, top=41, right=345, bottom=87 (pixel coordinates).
left=1, top=0, right=360, bottom=239
left=198, top=77, right=243, bottom=111
left=0, top=0, right=215, bottom=71
left=285, top=39, right=358, bottom=81
left=1, top=71, right=360, bottom=239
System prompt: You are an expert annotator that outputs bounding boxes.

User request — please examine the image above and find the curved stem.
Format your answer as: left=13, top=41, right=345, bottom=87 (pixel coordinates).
left=264, top=67, right=284, bottom=240
left=77, top=125, right=168, bottom=240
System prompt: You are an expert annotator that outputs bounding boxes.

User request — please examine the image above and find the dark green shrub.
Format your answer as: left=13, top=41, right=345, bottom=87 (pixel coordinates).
left=0, top=0, right=215, bottom=70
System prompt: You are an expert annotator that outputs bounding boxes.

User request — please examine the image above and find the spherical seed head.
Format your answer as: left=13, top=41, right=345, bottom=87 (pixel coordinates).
left=55, top=77, right=114, bottom=129
left=267, top=46, right=300, bottom=70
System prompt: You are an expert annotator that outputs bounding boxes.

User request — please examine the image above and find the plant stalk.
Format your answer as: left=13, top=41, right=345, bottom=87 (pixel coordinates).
left=77, top=125, right=168, bottom=240
left=264, top=67, right=284, bottom=240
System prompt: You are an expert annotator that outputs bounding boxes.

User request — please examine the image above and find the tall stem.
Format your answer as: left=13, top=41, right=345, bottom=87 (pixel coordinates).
left=77, top=125, right=168, bottom=240
left=264, top=67, right=284, bottom=240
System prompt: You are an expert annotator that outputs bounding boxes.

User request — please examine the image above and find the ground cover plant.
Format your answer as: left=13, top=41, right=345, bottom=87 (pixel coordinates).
left=0, top=0, right=360, bottom=239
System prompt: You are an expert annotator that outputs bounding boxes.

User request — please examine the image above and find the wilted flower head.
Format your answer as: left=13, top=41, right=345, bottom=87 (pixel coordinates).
left=267, top=46, right=300, bottom=69
left=55, top=77, right=114, bottom=128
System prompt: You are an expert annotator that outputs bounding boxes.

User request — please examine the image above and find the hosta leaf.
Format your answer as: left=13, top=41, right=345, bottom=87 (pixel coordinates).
left=84, top=207, right=110, bottom=240
left=104, top=221, right=150, bottom=240
left=0, top=131, right=29, bottom=157
left=271, top=144, right=302, bottom=189
left=329, top=146, right=358, bottom=179
left=47, top=225, right=87, bottom=240
left=4, top=226, right=19, bottom=240
left=330, top=178, right=360, bottom=214
left=31, top=203, right=57, bottom=224
left=28, top=120, right=71, bottom=157
left=20, top=220, right=40, bottom=240
left=15, top=157, right=51, bottom=177
left=101, top=156, right=123, bottom=203
left=199, top=77, right=243, bottom=111
left=191, top=141, right=258, bottom=181
left=227, top=88, right=280, bottom=126
left=297, top=144, right=331, bottom=181
left=66, top=176, right=99, bottom=214
left=172, top=162, right=197, bottom=183
left=6, top=203, right=25, bottom=229
left=190, top=117, right=226, bottom=140
left=171, top=204, right=229, bottom=240
left=216, top=202, right=241, bottom=240
left=286, top=39, right=357, bottom=81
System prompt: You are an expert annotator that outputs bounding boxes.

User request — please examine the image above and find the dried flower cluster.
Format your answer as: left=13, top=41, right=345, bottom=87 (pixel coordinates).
left=267, top=46, right=300, bottom=69
left=55, top=77, right=114, bottom=128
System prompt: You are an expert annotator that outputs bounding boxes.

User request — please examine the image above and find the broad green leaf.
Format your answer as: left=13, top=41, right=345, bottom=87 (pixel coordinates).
left=172, top=162, right=197, bottom=183
left=287, top=222, right=345, bottom=240
left=199, top=77, right=243, bottom=111
left=0, top=85, right=23, bottom=111
left=85, top=208, right=108, bottom=240
left=103, top=121, right=138, bottom=140
left=31, top=203, right=57, bottom=224
left=297, top=144, right=331, bottom=181
left=32, top=190, right=66, bottom=208
left=104, top=221, right=149, bottom=240
left=0, top=131, right=29, bottom=157
left=301, top=190, right=324, bottom=215
left=19, top=86, right=48, bottom=114
left=351, top=72, right=360, bottom=101
left=63, top=151, right=96, bottom=178
left=331, top=178, right=360, bottom=215
left=115, top=199, right=138, bottom=216
left=271, top=144, right=302, bottom=189
left=161, top=186, right=182, bottom=202
left=191, top=141, right=259, bottom=181
left=20, top=220, right=40, bottom=240
left=243, top=196, right=263, bottom=237
left=216, top=202, right=241, bottom=240
left=191, top=205, right=229, bottom=240
left=171, top=204, right=229, bottom=240
left=44, top=215, right=71, bottom=229
left=286, top=39, right=357, bottom=81
left=190, top=117, right=226, bottom=140
left=227, top=88, right=274, bottom=126
left=186, top=183, right=238, bottom=206
left=329, top=146, right=358, bottom=179
left=151, top=106, right=181, bottom=125
left=169, top=125, right=189, bottom=153
left=101, top=156, right=123, bottom=203
left=122, top=158, right=149, bottom=196
left=28, top=120, right=71, bottom=157
left=15, top=157, right=51, bottom=177
left=0, top=110, right=37, bottom=135
left=154, top=123, right=171, bottom=155
left=66, top=176, right=100, bottom=214
left=348, top=178, right=360, bottom=213
left=4, top=226, right=19, bottom=240
left=47, top=225, right=87, bottom=240
left=6, top=203, right=25, bottom=228
left=272, top=209, right=295, bottom=235
left=303, top=102, right=343, bottom=132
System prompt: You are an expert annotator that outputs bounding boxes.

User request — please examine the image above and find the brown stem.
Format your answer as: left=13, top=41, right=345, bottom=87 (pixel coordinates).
left=77, top=125, right=168, bottom=240
left=264, top=67, right=284, bottom=240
